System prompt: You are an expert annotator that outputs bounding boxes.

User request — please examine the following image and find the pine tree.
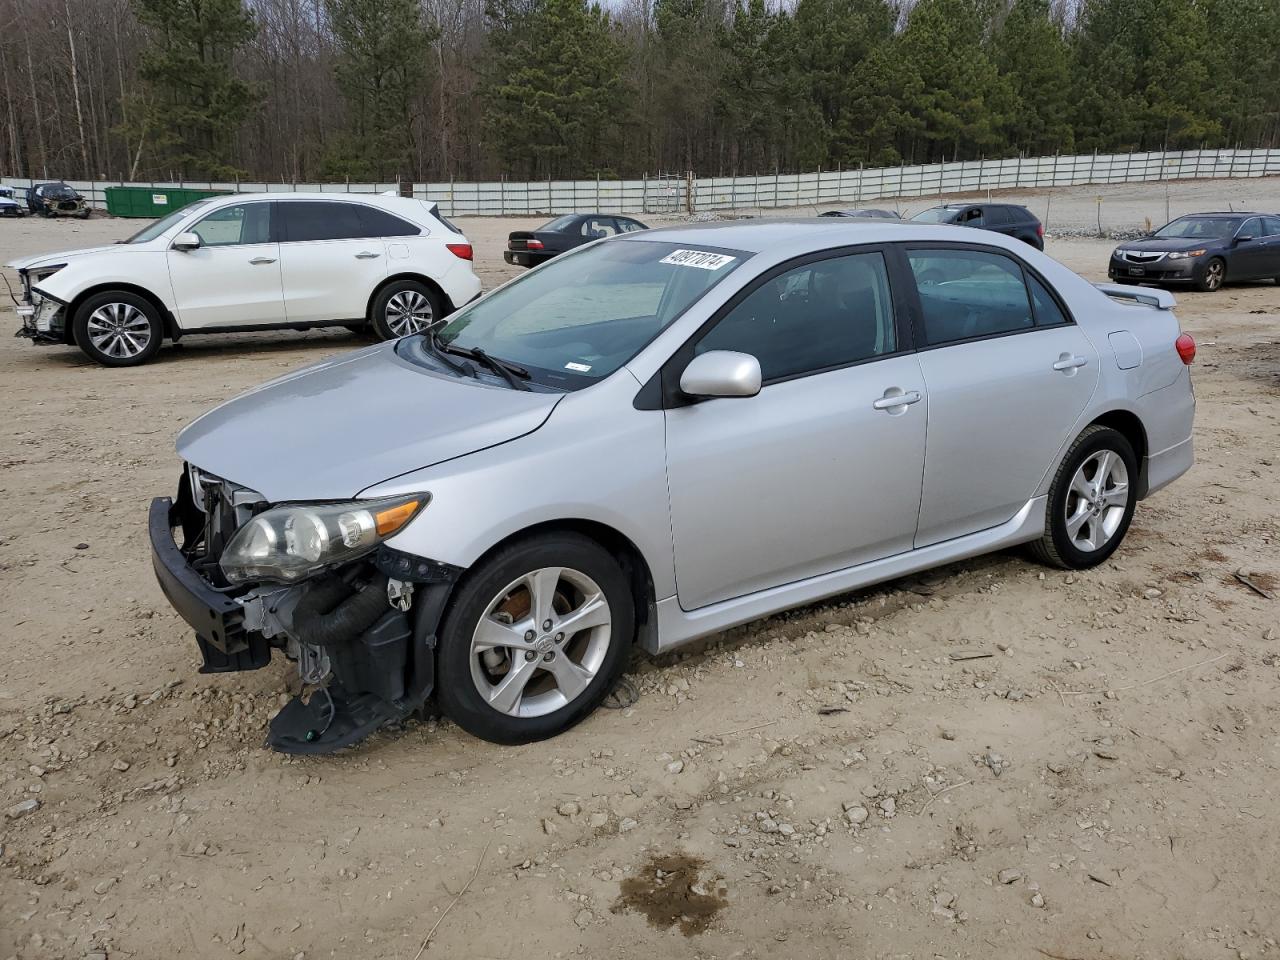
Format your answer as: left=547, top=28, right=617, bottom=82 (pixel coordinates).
left=133, top=0, right=258, bottom=179
left=482, top=0, right=629, bottom=179
left=323, top=0, right=437, bottom=181
left=992, top=0, right=1073, bottom=155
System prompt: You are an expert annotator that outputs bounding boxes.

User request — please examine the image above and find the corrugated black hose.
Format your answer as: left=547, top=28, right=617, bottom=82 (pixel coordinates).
left=292, top=572, right=389, bottom=647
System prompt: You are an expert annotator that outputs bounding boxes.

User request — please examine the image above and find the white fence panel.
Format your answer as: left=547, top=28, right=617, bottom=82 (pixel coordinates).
left=3, top=148, right=1276, bottom=217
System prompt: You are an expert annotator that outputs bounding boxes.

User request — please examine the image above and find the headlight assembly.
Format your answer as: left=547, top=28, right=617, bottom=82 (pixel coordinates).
left=220, top=494, right=428, bottom=584
left=1166, top=249, right=1207, bottom=260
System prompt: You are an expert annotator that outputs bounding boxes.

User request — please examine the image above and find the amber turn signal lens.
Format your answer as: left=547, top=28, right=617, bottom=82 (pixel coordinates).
left=374, top=499, right=422, bottom=536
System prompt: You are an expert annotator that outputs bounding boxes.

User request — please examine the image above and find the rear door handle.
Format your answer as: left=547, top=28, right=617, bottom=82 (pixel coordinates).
left=248, top=256, right=276, bottom=265
left=355, top=251, right=381, bottom=260
left=872, top=389, right=922, bottom=411
left=1053, top=355, right=1089, bottom=371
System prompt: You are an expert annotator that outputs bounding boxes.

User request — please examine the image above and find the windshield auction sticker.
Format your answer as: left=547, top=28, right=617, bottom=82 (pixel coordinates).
left=661, top=249, right=737, bottom=270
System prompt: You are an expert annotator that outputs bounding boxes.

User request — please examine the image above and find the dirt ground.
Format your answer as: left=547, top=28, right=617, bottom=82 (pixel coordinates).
left=1, top=181, right=1278, bottom=960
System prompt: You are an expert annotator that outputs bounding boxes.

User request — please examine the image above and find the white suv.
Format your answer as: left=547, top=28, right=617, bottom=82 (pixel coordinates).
left=8, top=192, right=482, bottom=366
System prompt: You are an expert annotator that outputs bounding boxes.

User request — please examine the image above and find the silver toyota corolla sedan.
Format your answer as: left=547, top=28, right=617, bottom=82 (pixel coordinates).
left=150, top=220, right=1196, bottom=752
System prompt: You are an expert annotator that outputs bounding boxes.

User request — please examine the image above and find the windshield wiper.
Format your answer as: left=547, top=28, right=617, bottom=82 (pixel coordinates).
left=418, top=325, right=473, bottom=377
left=447, top=346, right=532, bottom=391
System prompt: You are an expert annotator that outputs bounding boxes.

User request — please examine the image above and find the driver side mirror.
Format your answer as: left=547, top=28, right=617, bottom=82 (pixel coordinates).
left=679, top=351, right=762, bottom=399
left=1234, top=234, right=1255, bottom=245
left=172, top=232, right=202, bottom=251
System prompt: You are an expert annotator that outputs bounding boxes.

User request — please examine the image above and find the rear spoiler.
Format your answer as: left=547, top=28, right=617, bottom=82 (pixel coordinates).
left=1094, top=283, right=1176, bottom=310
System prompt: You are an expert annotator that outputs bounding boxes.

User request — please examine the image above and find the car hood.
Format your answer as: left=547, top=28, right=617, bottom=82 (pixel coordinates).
left=1118, top=237, right=1225, bottom=253
left=6, top=244, right=140, bottom=270
left=176, top=342, right=562, bottom=502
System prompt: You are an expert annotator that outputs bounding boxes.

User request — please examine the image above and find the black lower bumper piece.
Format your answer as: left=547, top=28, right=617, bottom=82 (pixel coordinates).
left=149, top=496, right=271, bottom=672
left=267, top=686, right=410, bottom=755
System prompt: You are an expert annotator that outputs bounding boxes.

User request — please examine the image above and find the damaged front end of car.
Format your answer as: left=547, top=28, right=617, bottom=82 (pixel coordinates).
left=150, top=465, right=459, bottom=754
left=14, top=266, right=68, bottom=344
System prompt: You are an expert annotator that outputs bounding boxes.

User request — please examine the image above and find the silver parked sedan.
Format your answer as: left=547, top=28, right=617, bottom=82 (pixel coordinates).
left=150, top=221, right=1196, bottom=752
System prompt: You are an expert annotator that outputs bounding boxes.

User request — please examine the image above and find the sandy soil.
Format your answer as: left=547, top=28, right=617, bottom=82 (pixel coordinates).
left=1, top=182, right=1279, bottom=960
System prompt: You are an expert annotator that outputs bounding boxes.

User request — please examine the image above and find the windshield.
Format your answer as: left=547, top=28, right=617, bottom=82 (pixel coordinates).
left=424, top=239, right=749, bottom=389
left=1153, top=216, right=1239, bottom=240
left=910, top=207, right=957, bottom=224
left=44, top=184, right=76, bottom=198
left=541, top=215, right=577, bottom=231
left=125, top=200, right=213, bottom=244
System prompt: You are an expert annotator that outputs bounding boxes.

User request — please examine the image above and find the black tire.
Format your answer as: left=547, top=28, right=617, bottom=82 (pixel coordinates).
left=369, top=279, right=442, bottom=341
left=1195, top=256, right=1226, bottom=292
left=1029, top=425, right=1138, bottom=570
left=436, top=533, right=635, bottom=745
left=71, top=291, right=164, bottom=367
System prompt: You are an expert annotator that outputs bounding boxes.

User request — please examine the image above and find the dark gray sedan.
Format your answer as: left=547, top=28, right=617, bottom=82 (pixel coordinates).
left=504, top=213, right=648, bottom=268
left=1108, top=212, right=1280, bottom=292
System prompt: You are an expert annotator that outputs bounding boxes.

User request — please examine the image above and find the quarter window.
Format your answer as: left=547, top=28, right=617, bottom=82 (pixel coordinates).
left=696, top=251, right=897, bottom=382
left=280, top=201, right=365, bottom=242
left=357, top=205, right=420, bottom=237
left=191, top=203, right=272, bottom=247
left=1027, top=274, right=1068, bottom=327
left=907, top=249, right=1035, bottom=346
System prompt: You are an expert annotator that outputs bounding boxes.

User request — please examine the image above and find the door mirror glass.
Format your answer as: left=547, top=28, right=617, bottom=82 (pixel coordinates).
left=680, top=350, right=762, bottom=398
left=173, top=231, right=202, bottom=251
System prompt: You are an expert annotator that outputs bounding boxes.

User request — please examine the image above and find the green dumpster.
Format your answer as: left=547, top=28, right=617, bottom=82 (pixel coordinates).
left=104, top=186, right=231, bottom=218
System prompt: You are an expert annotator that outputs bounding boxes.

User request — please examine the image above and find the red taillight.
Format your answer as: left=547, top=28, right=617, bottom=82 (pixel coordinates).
left=446, top=242, right=472, bottom=261
left=526, top=239, right=544, bottom=250
left=1036, top=222, right=1045, bottom=237
left=1175, top=332, right=1196, bottom=365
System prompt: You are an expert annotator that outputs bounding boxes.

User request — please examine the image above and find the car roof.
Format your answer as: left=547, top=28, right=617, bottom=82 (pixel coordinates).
left=1172, top=211, right=1261, bottom=218
left=621, top=218, right=1025, bottom=255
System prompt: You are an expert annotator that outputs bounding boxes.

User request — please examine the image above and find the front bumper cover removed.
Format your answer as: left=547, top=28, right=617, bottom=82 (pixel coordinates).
left=149, top=495, right=462, bottom=754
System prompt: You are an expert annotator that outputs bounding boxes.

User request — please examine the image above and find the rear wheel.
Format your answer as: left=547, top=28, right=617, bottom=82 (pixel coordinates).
left=1030, top=425, right=1137, bottom=570
left=436, top=533, right=634, bottom=744
left=1196, top=257, right=1226, bottom=292
left=72, top=291, right=164, bottom=367
left=370, top=279, right=441, bottom=340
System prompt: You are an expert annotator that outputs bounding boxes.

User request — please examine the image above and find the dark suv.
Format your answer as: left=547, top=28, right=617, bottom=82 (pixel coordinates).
left=910, top=203, right=1045, bottom=250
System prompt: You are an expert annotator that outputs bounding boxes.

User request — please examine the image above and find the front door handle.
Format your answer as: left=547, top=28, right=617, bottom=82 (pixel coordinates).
left=248, top=256, right=276, bottom=265
left=872, top=389, right=922, bottom=411
left=1053, top=354, right=1089, bottom=371
left=355, top=250, right=381, bottom=260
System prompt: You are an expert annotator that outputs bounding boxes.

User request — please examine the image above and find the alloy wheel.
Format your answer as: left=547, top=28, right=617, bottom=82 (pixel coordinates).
left=384, top=289, right=433, bottom=336
left=1064, top=449, right=1129, bottom=553
left=1204, top=259, right=1225, bottom=291
left=86, top=302, right=152, bottom=359
left=469, top=566, right=613, bottom=718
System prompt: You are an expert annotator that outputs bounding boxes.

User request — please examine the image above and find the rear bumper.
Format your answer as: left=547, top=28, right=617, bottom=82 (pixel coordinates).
left=504, top=250, right=553, bottom=267
left=1143, top=436, right=1194, bottom=499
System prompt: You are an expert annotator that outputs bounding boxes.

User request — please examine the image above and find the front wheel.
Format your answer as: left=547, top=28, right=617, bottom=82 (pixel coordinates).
left=436, top=533, right=635, bottom=744
left=1196, top=257, right=1225, bottom=292
left=1029, top=425, right=1137, bottom=570
left=72, top=291, right=164, bottom=367
left=370, top=280, right=441, bottom=340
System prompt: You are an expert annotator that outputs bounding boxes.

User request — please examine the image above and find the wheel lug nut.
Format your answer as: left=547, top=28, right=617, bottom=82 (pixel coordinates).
left=543, top=652, right=554, bottom=662
left=524, top=651, right=536, bottom=661
left=524, top=630, right=536, bottom=641
left=555, top=632, right=564, bottom=642
left=542, top=619, right=553, bottom=630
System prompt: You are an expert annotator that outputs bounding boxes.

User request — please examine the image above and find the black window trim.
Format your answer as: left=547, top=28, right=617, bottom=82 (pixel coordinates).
left=275, top=198, right=423, bottom=243
left=182, top=198, right=278, bottom=248
left=895, top=240, right=1076, bottom=353
left=654, top=242, right=916, bottom=409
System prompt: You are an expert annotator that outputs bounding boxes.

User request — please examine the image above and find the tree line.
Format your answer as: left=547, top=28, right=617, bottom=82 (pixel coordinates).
left=0, top=0, right=1276, bottom=184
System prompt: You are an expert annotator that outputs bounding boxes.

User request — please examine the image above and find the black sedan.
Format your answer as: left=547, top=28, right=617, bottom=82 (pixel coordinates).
left=910, top=202, right=1044, bottom=249
left=26, top=181, right=89, bottom=218
left=504, top=213, right=648, bottom=268
left=818, top=208, right=901, bottom=219
left=1108, top=212, right=1280, bottom=292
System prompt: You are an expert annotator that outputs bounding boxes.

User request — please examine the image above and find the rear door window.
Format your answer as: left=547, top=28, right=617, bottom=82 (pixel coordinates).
left=907, top=248, right=1035, bottom=346
left=280, top=201, right=365, bottom=242
left=1262, top=217, right=1280, bottom=237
